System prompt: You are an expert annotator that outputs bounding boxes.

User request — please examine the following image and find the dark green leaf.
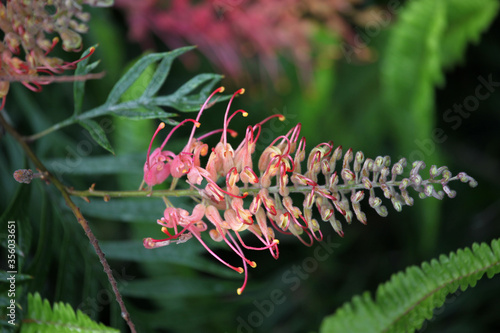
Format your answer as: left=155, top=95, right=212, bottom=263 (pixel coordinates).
left=78, top=119, right=115, bottom=154
left=141, top=47, right=196, bottom=99
left=105, top=47, right=194, bottom=106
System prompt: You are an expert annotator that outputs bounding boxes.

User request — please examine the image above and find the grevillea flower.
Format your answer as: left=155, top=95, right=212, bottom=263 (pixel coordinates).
left=0, top=0, right=112, bottom=108
left=143, top=87, right=478, bottom=294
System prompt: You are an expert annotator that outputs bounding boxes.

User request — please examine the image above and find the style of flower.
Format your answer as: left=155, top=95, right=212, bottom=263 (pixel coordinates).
left=143, top=88, right=478, bottom=294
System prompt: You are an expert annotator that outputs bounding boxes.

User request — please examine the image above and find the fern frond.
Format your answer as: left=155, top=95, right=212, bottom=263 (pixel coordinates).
left=440, top=0, right=499, bottom=69
left=21, top=293, right=119, bottom=333
left=319, top=238, right=500, bottom=333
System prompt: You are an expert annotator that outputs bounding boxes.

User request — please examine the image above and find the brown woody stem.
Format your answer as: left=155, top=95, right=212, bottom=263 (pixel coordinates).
left=0, top=113, right=137, bottom=333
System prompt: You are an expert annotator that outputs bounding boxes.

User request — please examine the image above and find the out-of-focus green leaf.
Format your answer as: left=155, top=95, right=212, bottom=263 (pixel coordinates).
left=381, top=0, right=446, bottom=152
left=440, top=0, right=499, bottom=69
left=78, top=119, right=115, bottom=154
left=100, top=240, right=238, bottom=278
left=78, top=197, right=164, bottom=222
left=43, top=153, right=143, bottom=175
left=121, top=276, right=238, bottom=299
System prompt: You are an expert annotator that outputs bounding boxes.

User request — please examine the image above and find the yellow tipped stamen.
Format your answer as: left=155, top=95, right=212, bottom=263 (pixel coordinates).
left=237, top=288, right=243, bottom=295
left=239, top=88, right=245, bottom=94
left=161, top=227, right=168, bottom=233
left=278, top=115, right=285, bottom=121
left=242, top=112, right=248, bottom=117
left=236, top=267, right=244, bottom=274
left=273, top=239, right=280, bottom=244
left=194, top=121, right=201, bottom=128
left=219, top=86, right=225, bottom=93
left=250, top=261, right=257, bottom=268
left=159, top=122, right=166, bottom=129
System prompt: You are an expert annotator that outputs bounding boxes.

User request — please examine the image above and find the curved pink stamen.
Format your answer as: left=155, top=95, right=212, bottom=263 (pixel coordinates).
left=223, top=89, right=245, bottom=146
left=185, top=86, right=225, bottom=150
left=197, top=128, right=238, bottom=141
left=146, top=122, right=165, bottom=170
left=190, top=230, right=243, bottom=273
left=160, top=119, right=200, bottom=150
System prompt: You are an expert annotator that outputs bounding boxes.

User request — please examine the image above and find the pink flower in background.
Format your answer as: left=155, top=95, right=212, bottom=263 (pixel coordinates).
left=115, top=0, right=365, bottom=81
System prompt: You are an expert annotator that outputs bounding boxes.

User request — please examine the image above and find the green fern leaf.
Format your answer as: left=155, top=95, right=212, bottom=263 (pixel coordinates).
left=319, top=238, right=500, bottom=333
left=440, top=0, right=499, bottom=69
left=381, top=0, right=446, bottom=148
left=21, top=293, right=119, bottom=333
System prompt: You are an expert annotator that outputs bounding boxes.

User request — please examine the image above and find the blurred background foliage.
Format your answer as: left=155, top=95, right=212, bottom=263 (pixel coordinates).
left=1, top=0, right=500, bottom=332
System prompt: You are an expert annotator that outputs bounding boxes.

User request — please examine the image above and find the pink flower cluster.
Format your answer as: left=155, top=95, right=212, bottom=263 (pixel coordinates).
left=142, top=87, right=478, bottom=294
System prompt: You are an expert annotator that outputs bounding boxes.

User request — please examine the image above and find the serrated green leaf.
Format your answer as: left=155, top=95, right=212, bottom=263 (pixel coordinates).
left=74, top=45, right=100, bottom=116
left=78, top=119, right=115, bottom=154
left=319, top=238, right=500, bottom=333
left=21, top=293, right=119, bottom=333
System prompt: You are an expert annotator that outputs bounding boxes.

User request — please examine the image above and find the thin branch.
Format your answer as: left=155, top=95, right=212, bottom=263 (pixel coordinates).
left=0, top=112, right=137, bottom=333
left=0, top=72, right=106, bottom=83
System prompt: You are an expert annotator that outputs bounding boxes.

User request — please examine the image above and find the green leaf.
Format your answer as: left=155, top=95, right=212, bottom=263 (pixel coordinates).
left=105, top=47, right=194, bottom=106
left=77, top=119, right=115, bottom=154
left=121, top=276, right=238, bottom=299
left=319, top=238, right=500, bottom=333
left=440, top=0, right=499, bottom=69
left=111, top=105, right=177, bottom=121
left=381, top=0, right=446, bottom=150
left=74, top=45, right=100, bottom=116
left=43, top=153, right=143, bottom=175
left=153, top=73, right=228, bottom=111
left=141, top=49, right=190, bottom=99
left=21, top=293, right=119, bottom=333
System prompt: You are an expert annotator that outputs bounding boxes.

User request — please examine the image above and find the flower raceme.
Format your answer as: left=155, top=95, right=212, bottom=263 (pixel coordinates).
left=142, top=87, right=478, bottom=294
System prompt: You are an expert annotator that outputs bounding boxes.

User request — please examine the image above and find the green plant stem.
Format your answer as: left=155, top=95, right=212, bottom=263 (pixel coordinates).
left=0, top=112, right=137, bottom=333
left=66, top=180, right=447, bottom=199
left=23, top=116, right=77, bottom=142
